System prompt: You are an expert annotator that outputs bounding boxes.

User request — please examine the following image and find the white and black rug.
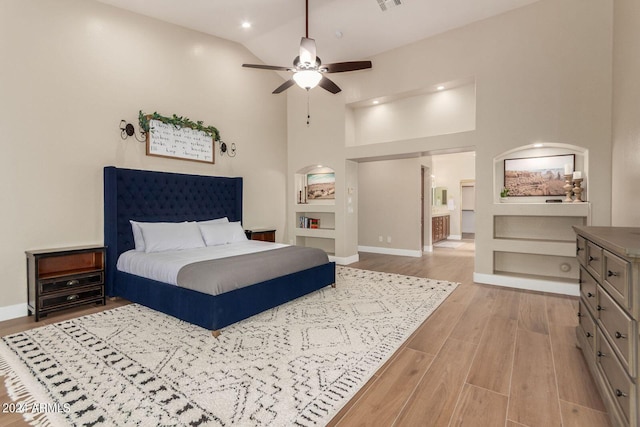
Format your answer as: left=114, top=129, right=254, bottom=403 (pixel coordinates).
left=1, top=267, right=457, bottom=426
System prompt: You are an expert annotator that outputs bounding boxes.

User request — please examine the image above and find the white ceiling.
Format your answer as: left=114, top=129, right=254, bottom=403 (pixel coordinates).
left=96, top=0, right=538, bottom=68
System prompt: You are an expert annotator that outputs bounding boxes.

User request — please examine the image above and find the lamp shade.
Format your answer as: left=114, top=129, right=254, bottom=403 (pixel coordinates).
left=293, top=70, right=322, bottom=90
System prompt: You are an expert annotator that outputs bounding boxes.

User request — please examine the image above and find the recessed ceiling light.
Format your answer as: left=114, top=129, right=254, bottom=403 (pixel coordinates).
left=533, top=143, right=544, bottom=148
left=437, top=85, right=445, bottom=91
left=241, top=21, right=251, bottom=29
left=373, top=100, right=379, bottom=105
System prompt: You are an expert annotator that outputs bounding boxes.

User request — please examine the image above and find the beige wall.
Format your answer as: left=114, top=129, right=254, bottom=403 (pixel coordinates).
left=358, top=158, right=422, bottom=252
left=612, top=0, right=640, bottom=226
left=0, top=0, right=287, bottom=314
left=287, top=0, right=613, bottom=276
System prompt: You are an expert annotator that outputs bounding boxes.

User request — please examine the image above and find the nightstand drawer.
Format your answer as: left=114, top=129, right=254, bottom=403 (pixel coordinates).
left=40, top=286, right=104, bottom=310
left=598, top=286, right=636, bottom=376
left=40, top=272, right=103, bottom=294
left=27, top=245, right=106, bottom=321
left=597, top=328, right=634, bottom=424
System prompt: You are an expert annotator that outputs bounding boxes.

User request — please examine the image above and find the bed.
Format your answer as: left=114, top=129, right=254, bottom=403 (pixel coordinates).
left=103, top=166, right=336, bottom=335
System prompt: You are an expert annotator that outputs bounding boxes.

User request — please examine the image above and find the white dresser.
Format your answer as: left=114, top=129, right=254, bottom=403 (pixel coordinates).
left=574, top=226, right=640, bottom=427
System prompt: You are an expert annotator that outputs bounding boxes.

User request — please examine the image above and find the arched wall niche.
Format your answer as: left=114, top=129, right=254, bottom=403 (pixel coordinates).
left=493, top=142, right=588, bottom=204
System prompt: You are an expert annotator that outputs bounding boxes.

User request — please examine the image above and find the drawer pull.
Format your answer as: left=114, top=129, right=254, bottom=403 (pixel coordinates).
left=589, top=255, right=598, bottom=262
left=585, top=332, right=592, bottom=338
left=66, top=294, right=80, bottom=301
left=607, top=270, right=619, bottom=278
left=596, top=305, right=604, bottom=311
left=66, top=279, right=80, bottom=286
left=577, top=247, right=584, bottom=253
left=587, top=292, right=594, bottom=298
left=615, top=389, right=627, bottom=398
left=597, top=351, right=606, bottom=358
left=577, top=312, right=582, bottom=318
left=614, top=331, right=627, bottom=339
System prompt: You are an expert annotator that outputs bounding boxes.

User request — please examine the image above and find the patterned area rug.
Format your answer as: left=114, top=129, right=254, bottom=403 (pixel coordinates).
left=1, top=266, right=457, bottom=426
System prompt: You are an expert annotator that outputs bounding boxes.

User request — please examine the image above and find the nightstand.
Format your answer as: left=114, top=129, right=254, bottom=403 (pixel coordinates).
left=26, top=245, right=106, bottom=321
left=245, top=228, right=276, bottom=243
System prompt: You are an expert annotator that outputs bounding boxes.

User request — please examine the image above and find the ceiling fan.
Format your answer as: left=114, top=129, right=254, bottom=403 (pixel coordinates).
left=242, top=0, right=372, bottom=94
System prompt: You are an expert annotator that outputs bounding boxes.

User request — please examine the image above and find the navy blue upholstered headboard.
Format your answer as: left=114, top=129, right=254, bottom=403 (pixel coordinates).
left=103, top=166, right=242, bottom=295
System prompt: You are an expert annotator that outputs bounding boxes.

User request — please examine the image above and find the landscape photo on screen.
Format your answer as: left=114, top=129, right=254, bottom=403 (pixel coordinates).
left=504, top=154, right=574, bottom=196
left=306, top=173, right=335, bottom=200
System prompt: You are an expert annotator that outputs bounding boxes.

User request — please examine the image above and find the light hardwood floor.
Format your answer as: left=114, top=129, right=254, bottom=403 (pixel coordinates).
left=0, top=241, right=609, bottom=427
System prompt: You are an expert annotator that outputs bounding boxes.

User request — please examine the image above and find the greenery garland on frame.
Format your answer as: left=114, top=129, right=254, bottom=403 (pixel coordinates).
left=138, top=110, right=221, bottom=141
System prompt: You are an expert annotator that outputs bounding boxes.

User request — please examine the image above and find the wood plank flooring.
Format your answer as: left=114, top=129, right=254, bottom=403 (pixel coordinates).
left=0, top=241, right=609, bottom=426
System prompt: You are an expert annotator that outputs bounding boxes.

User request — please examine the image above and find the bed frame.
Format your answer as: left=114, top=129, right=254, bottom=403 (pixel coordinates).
left=103, top=166, right=335, bottom=334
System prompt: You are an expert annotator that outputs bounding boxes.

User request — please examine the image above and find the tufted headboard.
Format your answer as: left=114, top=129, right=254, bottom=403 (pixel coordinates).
left=103, top=166, right=243, bottom=295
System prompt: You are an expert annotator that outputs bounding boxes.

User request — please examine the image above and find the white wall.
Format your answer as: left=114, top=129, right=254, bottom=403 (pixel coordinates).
left=612, top=0, right=640, bottom=226
left=0, top=0, right=287, bottom=315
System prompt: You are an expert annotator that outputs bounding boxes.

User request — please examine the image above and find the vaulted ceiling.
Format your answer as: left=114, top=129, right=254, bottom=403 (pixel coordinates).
left=96, top=0, right=539, bottom=67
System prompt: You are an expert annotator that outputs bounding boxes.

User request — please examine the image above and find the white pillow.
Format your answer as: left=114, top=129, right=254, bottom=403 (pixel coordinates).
left=138, top=221, right=206, bottom=253
left=198, top=221, right=248, bottom=246
left=197, top=217, right=229, bottom=225
left=129, top=220, right=146, bottom=251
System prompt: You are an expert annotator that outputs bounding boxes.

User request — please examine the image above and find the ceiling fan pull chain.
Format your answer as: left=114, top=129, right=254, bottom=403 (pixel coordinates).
left=307, top=92, right=311, bottom=126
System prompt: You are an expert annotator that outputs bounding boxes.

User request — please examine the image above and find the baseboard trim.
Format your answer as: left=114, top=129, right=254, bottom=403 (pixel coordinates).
left=0, top=303, right=28, bottom=322
left=329, top=253, right=360, bottom=265
left=358, top=246, right=422, bottom=258
left=473, top=272, right=579, bottom=296
left=423, top=245, right=433, bottom=253
left=448, top=234, right=462, bottom=241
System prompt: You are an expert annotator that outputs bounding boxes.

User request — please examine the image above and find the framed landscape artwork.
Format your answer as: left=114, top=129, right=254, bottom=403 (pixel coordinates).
left=306, top=173, right=335, bottom=200
left=504, top=154, right=574, bottom=197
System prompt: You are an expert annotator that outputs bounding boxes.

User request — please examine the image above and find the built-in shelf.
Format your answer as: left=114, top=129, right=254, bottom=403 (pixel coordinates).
left=480, top=145, right=590, bottom=295
left=294, top=228, right=336, bottom=239
left=294, top=166, right=336, bottom=257
left=295, top=204, right=335, bottom=212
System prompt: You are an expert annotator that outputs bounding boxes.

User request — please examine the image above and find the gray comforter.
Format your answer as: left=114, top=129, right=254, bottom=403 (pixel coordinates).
left=176, top=245, right=330, bottom=296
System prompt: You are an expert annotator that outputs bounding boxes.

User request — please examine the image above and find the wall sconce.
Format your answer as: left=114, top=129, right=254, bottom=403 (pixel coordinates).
left=120, top=120, right=145, bottom=142
left=219, top=140, right=237, bottom=157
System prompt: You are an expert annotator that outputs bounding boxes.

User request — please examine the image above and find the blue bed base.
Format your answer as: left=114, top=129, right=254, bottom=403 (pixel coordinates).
left=103, top=166, right=335, bottom=332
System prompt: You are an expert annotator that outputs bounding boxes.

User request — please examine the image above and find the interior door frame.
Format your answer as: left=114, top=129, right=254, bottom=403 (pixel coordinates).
left=459, top=179, right=475, bottom=238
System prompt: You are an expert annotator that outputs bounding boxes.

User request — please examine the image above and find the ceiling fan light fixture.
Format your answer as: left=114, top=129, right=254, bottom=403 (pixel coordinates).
left=293, top=70, right=322, bottom=90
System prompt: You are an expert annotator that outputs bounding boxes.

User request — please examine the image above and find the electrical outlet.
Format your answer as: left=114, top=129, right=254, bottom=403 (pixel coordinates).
left=378, top=235, right=383, bottom=242
left=387, top=236, right=392, bottom=243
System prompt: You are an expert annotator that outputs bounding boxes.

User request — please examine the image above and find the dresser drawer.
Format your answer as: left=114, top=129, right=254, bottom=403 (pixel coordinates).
left=576, top=235, right=588, bottom=267
left=603, top=250, right=632, bottom=311
left=39, top=272, right=103, bottom=294
left=579, top=299, right=596, bottom=352
left=598, top=286, right=636, bottom=376
left=586, top=241, right=603, bottom=281
left=597, top=328, right=634, bottom=425
left=40, top=286, right=104, bottom=310
left=580, top=267, right=598, bottom=314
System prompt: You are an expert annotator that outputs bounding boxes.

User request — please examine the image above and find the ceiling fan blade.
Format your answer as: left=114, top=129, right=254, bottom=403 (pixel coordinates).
left=272, top=79, right=296, bottom=94
left=318, top=76, right=341, bottom=94
left=299, top=37, right=317, bottom=67
left=322, top=61, right=373, bottom=73
left=243, top=64, right=292, bottom=72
